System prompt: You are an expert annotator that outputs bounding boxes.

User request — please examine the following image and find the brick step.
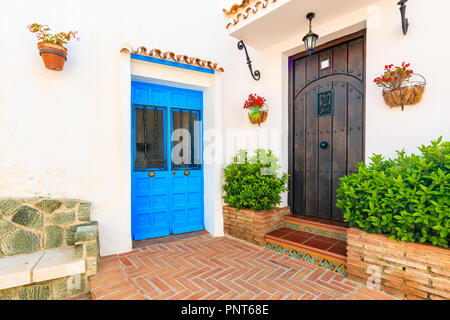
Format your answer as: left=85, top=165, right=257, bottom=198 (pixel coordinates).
left=265, top=228, right=347, bottom=275
left=283, top=215, right=348, bottom=241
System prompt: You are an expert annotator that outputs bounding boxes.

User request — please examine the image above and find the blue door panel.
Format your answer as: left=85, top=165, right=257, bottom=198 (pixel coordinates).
left=131, top=82, right=204, bottom=240
left=171, top=169, right=203, bottom=234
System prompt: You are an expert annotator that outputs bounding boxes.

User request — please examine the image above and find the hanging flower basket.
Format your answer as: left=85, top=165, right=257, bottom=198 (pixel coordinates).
left=248, top=106, right=268, bottom=126
left=244, top=93, right=268, bottom=126
left=382, top=82, right=426, bottom=109
left=28, top=23, right=79, bottom=71
left=374, top=63, right=426, bottom=111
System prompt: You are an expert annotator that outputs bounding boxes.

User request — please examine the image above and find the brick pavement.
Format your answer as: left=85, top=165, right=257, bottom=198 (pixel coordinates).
left=89, top=231, right=396, bottom=300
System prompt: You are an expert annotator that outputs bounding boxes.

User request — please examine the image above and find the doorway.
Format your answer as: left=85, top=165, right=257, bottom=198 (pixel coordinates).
left=288, top=30, right=366, bottom=222
left=131, top=81, right=204, bottom=240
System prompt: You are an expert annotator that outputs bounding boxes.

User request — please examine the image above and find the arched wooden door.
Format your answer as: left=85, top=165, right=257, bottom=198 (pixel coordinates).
left=288, top=30, right=365, bottom=222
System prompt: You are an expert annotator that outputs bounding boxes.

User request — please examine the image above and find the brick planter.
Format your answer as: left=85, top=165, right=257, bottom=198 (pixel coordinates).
left=347, top=228, right=450, bottom=300
left=223, top=206, right=290, bottom=246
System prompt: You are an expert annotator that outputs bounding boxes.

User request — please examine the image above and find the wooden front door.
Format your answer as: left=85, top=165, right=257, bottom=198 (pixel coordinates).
left=288, top=30, right=365, bottom=222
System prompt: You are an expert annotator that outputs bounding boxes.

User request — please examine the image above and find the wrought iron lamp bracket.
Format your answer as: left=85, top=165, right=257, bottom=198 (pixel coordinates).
left=237, top=40, right=261, bottom=81
left=398, top=0, right=409, bottom=36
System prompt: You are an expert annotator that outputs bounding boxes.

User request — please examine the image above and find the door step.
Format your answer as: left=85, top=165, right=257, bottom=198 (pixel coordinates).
left=284, top=215, right=348, bottom=241
left=265, top=216, right=349, bottom=275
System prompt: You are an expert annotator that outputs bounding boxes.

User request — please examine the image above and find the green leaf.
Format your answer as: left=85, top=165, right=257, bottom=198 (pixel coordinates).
left=334, top=137, right=449, bottom=249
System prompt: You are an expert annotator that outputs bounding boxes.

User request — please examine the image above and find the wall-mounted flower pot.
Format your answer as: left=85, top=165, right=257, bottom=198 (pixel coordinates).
left=37, top=42, right=68, bottom=71
left=248, top=110, right=268, bottom=126
left=382, top=85, right=425, bottom=110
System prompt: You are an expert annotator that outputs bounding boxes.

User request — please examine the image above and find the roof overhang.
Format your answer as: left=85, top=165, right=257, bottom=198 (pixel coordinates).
left=226, top=0, right=378, bottom=50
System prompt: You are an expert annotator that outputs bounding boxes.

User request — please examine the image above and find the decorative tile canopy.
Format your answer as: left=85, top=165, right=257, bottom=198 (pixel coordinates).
left=225, top=0, right=279, bottom=29
left=120, top=43, right=224, bottom=72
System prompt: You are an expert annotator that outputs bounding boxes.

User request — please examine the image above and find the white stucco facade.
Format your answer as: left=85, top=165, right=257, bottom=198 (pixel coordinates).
left=0, top=0, right=448, bottom=256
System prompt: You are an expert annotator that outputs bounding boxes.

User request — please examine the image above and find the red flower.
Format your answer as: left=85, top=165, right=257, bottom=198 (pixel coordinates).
left=243, top=93, right=266, bottom=110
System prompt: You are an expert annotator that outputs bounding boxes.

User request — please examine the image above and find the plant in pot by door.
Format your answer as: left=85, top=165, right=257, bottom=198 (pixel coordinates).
left=222, top=149, right=290, bottom=246
left=28, top=23, right=79, bottom=71
left=374, top=62, right=426, bottom=111
left=243, top=93, right=268, bottom=126
left=223, top=149, right=289, bottom=211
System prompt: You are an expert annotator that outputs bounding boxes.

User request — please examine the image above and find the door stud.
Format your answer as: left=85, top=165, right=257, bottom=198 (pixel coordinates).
left=320, top=141, right=329, bottom=149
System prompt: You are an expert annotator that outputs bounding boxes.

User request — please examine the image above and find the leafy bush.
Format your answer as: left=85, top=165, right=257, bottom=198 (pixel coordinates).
left=222, top=149, right=289, bottom=211
left=336, top=137, right=450, bottom=248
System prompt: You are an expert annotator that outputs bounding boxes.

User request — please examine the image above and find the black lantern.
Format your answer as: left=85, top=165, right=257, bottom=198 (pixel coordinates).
left=302, top=12, right=319, bottom=56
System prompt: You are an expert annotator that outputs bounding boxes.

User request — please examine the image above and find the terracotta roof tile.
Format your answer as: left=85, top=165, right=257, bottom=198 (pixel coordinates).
left=120, top=43, right=224, bottom=72
left=225, top=0, right=279, bottom=29
left=223, top=0, right=251, bottom=15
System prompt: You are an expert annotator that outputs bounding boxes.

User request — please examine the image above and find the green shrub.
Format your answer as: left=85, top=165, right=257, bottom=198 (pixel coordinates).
left=222, top=149, right=289, bottom=211
left=336, top=137, right=450, bottom=248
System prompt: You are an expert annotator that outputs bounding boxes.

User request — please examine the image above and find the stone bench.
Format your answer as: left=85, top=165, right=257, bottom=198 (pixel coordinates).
left=0, top=248, right=85, bottom=290
left=0, top=198, right=99, bottom=300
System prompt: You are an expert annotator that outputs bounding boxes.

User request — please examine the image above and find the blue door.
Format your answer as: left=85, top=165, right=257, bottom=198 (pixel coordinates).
left=131, top=82, right=204, bottom=240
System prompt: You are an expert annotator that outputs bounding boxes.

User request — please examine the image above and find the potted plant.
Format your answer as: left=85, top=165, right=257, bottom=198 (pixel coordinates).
left=28, top=23, right=79, bottom=71
left=222, top=149, right=290, bottom=246
left=374, top=62, right=426, bottom=111
left=243, top=93, right=268, bottom=126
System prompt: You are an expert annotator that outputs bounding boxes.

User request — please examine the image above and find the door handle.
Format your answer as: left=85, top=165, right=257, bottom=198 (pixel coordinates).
left=148, top=171, right=155, bottom=178
left=184, top=170, right=190, bottom=176
left=320, top=141, right=329, bottom=149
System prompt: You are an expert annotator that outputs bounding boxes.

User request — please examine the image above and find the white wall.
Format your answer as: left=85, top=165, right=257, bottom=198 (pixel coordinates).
left=255, top=0, right=450, bottom=181
left=364, top=0, right=450, bottom=158
left=0, top=0, right=257, bottom=256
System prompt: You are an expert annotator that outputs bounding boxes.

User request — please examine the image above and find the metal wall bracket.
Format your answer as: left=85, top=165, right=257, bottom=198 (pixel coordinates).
left=237, top=40, right=260, bottom=81
left=398, top=0, right=409, bottom=36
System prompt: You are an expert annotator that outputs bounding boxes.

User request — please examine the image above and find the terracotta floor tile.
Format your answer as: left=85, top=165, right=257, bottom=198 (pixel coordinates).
left=282, top=232, right=313, bottom=244
left=291, top=215, right=323, bottom=223
left=325, top=220, right=349, bottom=228
left=266, top=227, right=295, bottom=238
left=327, top=244, right=347, bottom=256
left=311, top=234, right=340, bottom=244
left=302, top=238, right=336, bottom=251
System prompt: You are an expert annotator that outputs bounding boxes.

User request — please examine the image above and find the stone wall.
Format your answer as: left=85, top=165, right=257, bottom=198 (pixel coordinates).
left=0, top=198, right=93, bottom=257
left=0, top=274, right=86, bottom=300
left=0, top=198, right=99, bottom=299
left=223, top=206, right=291, bottom=246
left=347, top=228, right=450, bottom=300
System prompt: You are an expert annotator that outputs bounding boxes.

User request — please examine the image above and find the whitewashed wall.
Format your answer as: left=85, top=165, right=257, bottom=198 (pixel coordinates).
left=0, top=0, right=258, bottom=256
left=1, top=0, right=449, bottom=256
left=252, top=0, right=450, bottom=197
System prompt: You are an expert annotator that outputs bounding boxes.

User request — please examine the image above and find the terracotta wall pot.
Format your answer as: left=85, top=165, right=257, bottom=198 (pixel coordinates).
left=248, top=110, right=268, bottom=126
left=382, top=85, right=425, bottom=110
left=37, top=42, right=68, bottom=71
